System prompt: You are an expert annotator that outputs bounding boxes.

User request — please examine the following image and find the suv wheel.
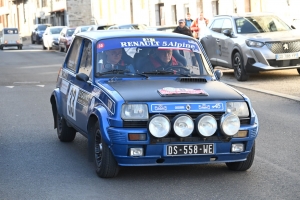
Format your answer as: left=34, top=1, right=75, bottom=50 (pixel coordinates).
left=226, top=141, right=255, bottom=171
left=297, top=68, right=300, bottom=75
left=233, top=52, right=249, bottom=81
left=93, top=121, right=119, bottom=178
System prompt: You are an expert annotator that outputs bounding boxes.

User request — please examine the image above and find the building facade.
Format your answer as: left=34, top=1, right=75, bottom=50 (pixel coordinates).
left=1, top=0, right=300, bottom=37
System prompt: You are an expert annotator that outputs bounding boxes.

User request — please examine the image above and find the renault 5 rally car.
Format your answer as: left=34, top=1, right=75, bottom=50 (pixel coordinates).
left=50, top=30, right=259, bottom=178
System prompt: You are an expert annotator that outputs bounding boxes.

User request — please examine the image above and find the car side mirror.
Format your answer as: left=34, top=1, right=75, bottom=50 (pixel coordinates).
left=76, top=73, right=89, bottom=82
left=222, top=29, right=232, bottom=37
left=214, top=69, right=223, bottom=80
left=291, top=25, right=296, bottom=29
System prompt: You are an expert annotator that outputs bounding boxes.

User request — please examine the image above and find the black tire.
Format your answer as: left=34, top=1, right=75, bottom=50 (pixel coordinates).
left=233, top=52, right=249, bottom=81
left=59, top=46, right=64, bottom=52
left=56, top=112, right=76, bottom=142
left=0, top=46, right=3, bottom=50
left=31, top=36, right=35, bottom=44
left=42, top=42, right=46, bottom=50
left=19, top=46, right=22, bottom=50
left=297, top=68, right=300, bottom=75
left=226, top=141, right=255, bottom=171
left=93, top=121, right=119, bottom=178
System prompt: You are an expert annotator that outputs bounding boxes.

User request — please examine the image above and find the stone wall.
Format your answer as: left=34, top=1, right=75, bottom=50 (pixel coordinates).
left=67, top=0, right=92, bottom=26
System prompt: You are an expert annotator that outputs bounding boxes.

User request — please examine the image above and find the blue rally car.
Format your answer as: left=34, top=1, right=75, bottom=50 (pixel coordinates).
left=50, top=30, right=259, bottom=178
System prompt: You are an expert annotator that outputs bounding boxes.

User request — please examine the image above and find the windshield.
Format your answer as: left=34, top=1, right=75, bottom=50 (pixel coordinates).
left=81, top=26, right=90, bottom=32
left=38, top=25, right=48, bottom=31
left=50, top=27, right=63, bottom=34
left=95, top=37, right=212, bottom=77
left=67, top=29, right=75, bottom=36
left=235, top=15, right=291, bottom=33
left=4, top=29, right=18, bottom=34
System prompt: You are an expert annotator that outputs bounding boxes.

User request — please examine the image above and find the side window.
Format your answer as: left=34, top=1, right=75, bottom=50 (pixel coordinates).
left=221, top=19, right=233, bottom=33
left=66, top=37, right=83, bottom=72
left=211, top=19, right=224, bottom=33
left=78, top=40, right=93, bottom=78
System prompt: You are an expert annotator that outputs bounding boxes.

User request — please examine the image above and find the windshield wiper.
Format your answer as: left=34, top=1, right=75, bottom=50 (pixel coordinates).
left=96, top=69, right=130, bottom=76
left=142, top=70, right=174, bottom=75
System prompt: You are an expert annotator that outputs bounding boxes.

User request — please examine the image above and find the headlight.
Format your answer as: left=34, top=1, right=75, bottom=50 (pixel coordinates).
left=173, top=114, right=194, bottom=137
left=148, top=114, right=170, bottom=138
left=226, top=102, right=249, bottom=117
left=220, top=113, right=240, bottom=136
left=245, top=40, right=264, bottom=48
left=121, top=104, right=148, bottom=120
left=195, top=114, right=217, bottom=137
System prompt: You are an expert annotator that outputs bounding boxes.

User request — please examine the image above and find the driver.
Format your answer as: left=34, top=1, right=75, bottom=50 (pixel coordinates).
left=141, top=49, right=183, bottom=72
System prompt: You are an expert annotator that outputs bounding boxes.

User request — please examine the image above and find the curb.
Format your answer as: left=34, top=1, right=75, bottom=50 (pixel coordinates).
left=223, top=81, right=300, bottom=102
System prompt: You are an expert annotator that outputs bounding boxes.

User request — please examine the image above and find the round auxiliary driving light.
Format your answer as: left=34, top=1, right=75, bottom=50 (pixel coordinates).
left=195, top=114, right=217, bottom=137
left=148, top=114, right=171, bottom=138
left=173, top=114, right=194, bottom=137
left=220, top=113, right=240, bottom=136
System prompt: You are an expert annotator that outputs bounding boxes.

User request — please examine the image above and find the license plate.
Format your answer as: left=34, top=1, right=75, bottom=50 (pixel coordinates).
left=9, top=41, right=15, bottom=44
left=276, top=52, right=299, bottom=60
left=166, top=144, right=214, bottom=156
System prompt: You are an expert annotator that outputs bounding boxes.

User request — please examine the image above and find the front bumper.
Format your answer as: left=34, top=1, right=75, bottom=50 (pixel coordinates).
left=243, top=46, right=300, bottom=72
left=1, top=43, right=22, bottom=47
left=107, top=124, right=258, bottom=166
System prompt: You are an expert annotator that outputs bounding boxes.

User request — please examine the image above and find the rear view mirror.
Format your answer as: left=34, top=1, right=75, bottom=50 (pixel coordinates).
left=291, top=25, right=296, bottom=29
left=222, top=29, right=232, bottom=37
left=214, top=69, right=223, bottom=80
left=76, top=73, right=89, bottom=82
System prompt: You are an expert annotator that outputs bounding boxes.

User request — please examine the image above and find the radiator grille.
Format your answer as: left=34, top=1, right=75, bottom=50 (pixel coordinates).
left=265, top=40, right=300, bottom=54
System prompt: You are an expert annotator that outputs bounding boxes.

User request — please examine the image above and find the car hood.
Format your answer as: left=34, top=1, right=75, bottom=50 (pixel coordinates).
left=105, top=79, right=244, bottom=102
left=241, top=30, right=300, bottom=42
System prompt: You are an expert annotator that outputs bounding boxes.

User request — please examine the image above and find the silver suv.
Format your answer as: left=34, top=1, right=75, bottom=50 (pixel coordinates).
left=201, top=14, right=300, bottom=81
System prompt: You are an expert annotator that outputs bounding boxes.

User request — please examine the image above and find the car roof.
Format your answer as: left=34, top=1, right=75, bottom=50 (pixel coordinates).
left=214, top=12, right=277, bottom=19
left=76, top=30, right=194, bottom=40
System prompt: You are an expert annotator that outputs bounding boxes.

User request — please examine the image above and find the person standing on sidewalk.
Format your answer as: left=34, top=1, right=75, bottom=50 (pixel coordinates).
left=173, top=19, right=193, bottom=37
left=185, top=13, right=193, bottom=28
left=190, top=12, right=209, bottom=40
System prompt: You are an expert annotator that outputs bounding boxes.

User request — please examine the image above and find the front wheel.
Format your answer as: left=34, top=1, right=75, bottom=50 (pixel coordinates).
left=226, top=141, right=255, bottom=171
left=297, top=68, right=300, bottom=75
left=56, top=112, right=76, bottom=142
left=233, top=52, right=249, bottom=81
left=93, top=122, right=119, bottom=178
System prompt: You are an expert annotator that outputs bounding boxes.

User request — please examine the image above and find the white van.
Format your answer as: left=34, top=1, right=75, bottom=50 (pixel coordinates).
left=0, top=28, right=23, bottom=50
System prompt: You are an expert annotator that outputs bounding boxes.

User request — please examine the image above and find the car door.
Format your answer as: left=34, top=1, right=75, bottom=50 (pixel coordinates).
left=71, top=39, right=94, bottom=132
left=201, top=19, right=224, bottom=66
left=217, top=18, right=235, bottom=68
left=61, top=37, right=84, bottom=130
left=209, top=19, right=225, bottom=67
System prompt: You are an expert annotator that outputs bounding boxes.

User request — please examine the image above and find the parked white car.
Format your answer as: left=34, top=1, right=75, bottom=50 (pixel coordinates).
left=42, top=26, right=65, bottom=50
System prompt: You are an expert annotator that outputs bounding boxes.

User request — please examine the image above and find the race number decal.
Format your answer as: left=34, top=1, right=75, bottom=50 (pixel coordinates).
left=67, top=85, right=79, bottom=120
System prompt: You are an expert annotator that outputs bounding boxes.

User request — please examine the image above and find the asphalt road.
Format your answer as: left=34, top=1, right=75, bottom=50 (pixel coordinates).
left=0, top=45, right=300, bottom=200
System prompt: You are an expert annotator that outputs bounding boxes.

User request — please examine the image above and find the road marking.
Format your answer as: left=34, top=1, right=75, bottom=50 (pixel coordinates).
left=19, top=64, right=61, bottom=69
left=6, top=86, right=14, bottom=88
left=13, top=81, right=40, bottom=84
left=36, top=85, right=45, bottom=87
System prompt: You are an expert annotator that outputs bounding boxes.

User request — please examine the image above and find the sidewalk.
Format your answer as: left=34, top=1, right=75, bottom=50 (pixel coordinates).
left=217, top=67, right=300, bottom=102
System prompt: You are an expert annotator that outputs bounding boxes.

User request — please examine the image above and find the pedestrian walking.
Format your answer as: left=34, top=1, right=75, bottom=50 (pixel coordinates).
left=173, top=19, right=193, bottom=37
left=190, top=12, right=209, bottom=40
left=185, top=13, right=193, bottom=28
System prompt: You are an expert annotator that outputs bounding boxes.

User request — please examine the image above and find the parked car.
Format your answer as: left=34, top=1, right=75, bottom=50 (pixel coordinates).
left=0, top=28, right=23, bottom=50
left=71, top=25, right=93, bottom=41
left=42, top=26, right=65, bottom=50
left=147, top=25, right=177, bottom=33
left=31, top=24, right=51, bottom=44
left=201, top=13, right=300, bottom=81
left=107, top=24, right=147, bottom=30
left=50, top=30, right=259, bottom=178
left=87, top=24, right=113, bottom=31
left=58, top=27, right=76, bottom=52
